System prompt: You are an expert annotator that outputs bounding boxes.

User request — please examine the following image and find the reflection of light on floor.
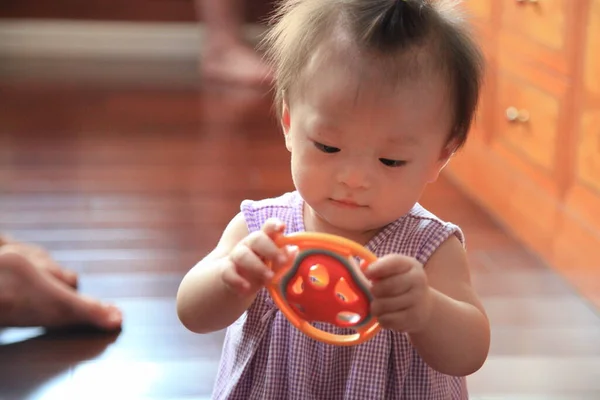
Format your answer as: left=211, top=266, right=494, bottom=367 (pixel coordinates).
left=71, top=362, right=162, bottom=398
left=467, top=356, right=600, bottom=397
left=0, top=327, right=46, bottom=345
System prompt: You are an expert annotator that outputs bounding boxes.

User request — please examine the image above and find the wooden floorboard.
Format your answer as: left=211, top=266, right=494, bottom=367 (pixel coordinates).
left=0, top=58, right=599, bottom=399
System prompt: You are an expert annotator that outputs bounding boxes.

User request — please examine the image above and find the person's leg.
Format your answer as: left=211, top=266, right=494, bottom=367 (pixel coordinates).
left=0, top=238, right=122, bottom=330
left=196, top=0, right=272, bottom=86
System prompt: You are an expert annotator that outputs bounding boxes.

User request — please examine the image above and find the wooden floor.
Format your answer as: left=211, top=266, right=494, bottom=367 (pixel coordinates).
left=0, top=58, right=599, bottom=399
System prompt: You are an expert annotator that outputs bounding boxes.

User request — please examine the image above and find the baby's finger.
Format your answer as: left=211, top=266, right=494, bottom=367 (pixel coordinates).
left=221, top=263, right=251, bottom=295
left=347, top=257, right=372, bottom=288
left=261, top=218, right=286, bottom=237
left=283, top=245, right=299, bottom=260
left=370, top=273, right=413, bottom=298
left=268, top=245, right=298, bottom=270
left=370, top=295, right=412, bottom=317
left=364, top=254, right=415, bottom=280
left=230, top=243, right=274, bottom=281
left=244, top=231, right=287, bottom=266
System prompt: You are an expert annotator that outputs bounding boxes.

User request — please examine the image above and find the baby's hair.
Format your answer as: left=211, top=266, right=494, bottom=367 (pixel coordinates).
left=261, top=0, right=484, bottom=151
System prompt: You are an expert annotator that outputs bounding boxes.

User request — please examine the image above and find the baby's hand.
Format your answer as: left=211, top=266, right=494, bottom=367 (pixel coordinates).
left=364, top=254, right=433, bottom=333
left=221, top=218, right=290, bottom=296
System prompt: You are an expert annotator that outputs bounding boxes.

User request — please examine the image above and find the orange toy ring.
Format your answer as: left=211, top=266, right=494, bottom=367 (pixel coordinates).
left=266, top=232, right=381, bottom=346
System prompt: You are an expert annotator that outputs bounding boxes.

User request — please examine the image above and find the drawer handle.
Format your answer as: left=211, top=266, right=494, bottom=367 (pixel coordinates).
left=506, top=106, right=530, bottom=123
left=516, top=0, right=539, bottom=4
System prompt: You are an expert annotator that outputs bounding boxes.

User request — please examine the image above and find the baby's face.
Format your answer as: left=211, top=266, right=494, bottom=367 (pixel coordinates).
left=282, top=43, right=455, bottom=239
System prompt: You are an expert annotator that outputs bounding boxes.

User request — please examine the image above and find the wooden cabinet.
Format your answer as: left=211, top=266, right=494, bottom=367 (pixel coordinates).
left=576, top=110, right=600, bottom=194
left=462, top=0, right=499, bottom=145
left=496, top=0, right=578, bottom=76
left=464, top=0, right=493, bottom=21
left=584, top=0, right=600, bottom=97
left=448, top=0, right=600, bottom=307
left=494, top=68, right=561, bottom=174
left=558, top=0, right=600, bottom=281
left=501, top=0, right=568, bottom=52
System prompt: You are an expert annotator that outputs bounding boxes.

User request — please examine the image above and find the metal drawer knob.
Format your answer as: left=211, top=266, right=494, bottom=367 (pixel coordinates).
left=506, top=106, right=530, bottom=123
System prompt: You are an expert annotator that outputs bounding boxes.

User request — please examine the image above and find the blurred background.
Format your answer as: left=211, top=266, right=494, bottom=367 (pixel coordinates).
left=0, top=1, right=599, bottom=399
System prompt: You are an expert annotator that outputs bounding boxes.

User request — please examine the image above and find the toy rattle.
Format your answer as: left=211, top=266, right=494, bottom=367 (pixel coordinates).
left=266, top=232, right=381, bottom=346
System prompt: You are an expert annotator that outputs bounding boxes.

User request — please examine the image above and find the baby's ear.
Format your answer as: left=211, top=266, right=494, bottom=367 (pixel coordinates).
left=439, top=144, right=456, bottom=163
left=440, top=134, right=461, bottom=160
left=428, top=142, right=457, bottom=183
left=281, top=100, right=293, bottom=151
left=281, top=99, right=291, bottom=135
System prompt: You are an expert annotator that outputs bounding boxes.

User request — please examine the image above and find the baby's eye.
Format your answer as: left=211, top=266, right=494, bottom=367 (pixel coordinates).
left=314, top=142, right=340, bottom=154
left=379, top=158, right=407, bottom=167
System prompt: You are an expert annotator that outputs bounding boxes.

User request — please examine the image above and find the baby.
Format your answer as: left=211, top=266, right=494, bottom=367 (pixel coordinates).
left=177, top=0, right=490, bottom=398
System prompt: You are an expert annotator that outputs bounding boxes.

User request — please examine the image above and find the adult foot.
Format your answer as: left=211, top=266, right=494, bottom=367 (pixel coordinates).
left=201, top=42, right=273, bottom=87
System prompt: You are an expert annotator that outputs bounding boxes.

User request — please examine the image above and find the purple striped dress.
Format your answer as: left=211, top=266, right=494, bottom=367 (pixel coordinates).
left=212, top=191, right=468, bottom=399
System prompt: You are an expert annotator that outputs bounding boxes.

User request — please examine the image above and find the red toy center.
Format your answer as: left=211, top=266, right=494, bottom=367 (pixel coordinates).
left=284, top=254, right=370, bottom=327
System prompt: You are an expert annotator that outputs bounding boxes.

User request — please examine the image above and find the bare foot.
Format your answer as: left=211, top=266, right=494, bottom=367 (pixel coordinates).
left=0, top=244, right=122, bottom=331
left=201, top=42, right=273, bottom=87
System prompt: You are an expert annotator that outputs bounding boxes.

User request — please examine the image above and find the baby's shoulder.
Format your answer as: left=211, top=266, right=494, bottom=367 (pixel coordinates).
left=240, top=191, right=302, bottom=233
left=379, top=203, right=465, bottom=265
left=241, top=191, right=299, bottom=212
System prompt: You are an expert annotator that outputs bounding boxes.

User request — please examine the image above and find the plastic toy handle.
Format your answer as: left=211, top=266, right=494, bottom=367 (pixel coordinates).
left=273, top=232, right=376, bottom=262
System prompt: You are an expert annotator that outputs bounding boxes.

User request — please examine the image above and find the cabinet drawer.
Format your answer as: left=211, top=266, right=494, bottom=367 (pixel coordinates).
left=576, top=110, right=600, bottom=193
left=584, top=0, right=600, bottom=97
left=494, top=72, right=560, bottom=173
left=498, top=0, right=576, bottom=75
left=463, top=0, right=493, bottom=21
left=501, top=0, right=568, bottom=51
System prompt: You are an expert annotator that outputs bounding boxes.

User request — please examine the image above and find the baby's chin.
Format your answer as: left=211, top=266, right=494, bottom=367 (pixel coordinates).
left=311, top=208, right=388, bottom=240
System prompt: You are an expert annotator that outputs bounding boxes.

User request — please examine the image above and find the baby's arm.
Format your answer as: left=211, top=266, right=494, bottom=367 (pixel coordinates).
left=409, top=235, right=490, bottom=376
left=176, top=213, right=285, bottom=334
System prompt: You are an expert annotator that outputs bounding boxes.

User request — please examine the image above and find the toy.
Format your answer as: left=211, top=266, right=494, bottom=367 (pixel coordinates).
left=266, top=232, right=381, bottom=346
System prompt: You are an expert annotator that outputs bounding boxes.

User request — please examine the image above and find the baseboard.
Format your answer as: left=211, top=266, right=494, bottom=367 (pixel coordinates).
left=0, top=19, right=266, bottom=60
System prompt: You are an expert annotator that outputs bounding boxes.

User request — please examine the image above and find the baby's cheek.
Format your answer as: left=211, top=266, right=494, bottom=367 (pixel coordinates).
left=299, top=164, right=325, bottom=185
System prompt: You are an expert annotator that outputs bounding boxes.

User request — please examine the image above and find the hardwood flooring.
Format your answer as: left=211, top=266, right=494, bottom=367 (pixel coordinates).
left=1, top=58, right=598, bottom=399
